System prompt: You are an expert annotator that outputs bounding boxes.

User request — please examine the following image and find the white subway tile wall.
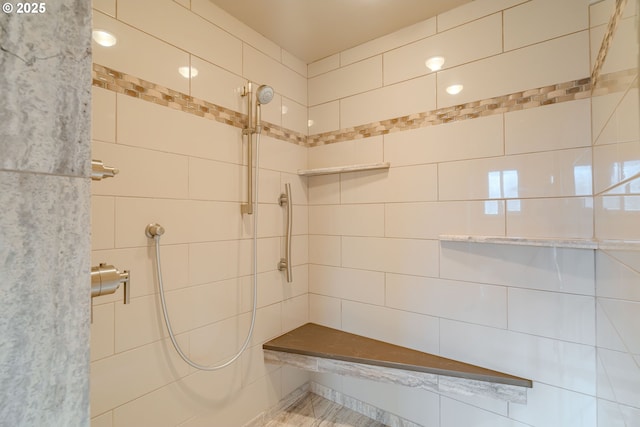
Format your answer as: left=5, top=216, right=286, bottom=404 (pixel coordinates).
left=118, top=0, right=243, bottom=75
left=308, top=56, right=383, bottom=106
left=340, top=74, right=437, bottom=129
left=384, top=114, right=505, bottom=166
left=340, top=18, right=437, bottom=67
left=304, top=0, right=637, bottom=423
left=592, top=6, right=640, bottom=423
left=383, top=13, right=502, bottom=86
left=436, top=31, right=590, bottom=109
left=504, top=98, right=592, bottom=154
left=93, top=0, right=115, bottom=16
left=243, top=45, right=307, bottom=106
left=440, top=397, right=529, bottom=427
left=93, top=11, right=191, bottom=94
left=90, top=0, right=309, bottom=425
left=90, top=0, right=639, bottom=426
left=436, top=0, right=528, bottom=31
left=307, top=136, right=383, bottom=169
left=503, top=0, right=588, bottom=51
left=91, top=87, right=116, bottom=143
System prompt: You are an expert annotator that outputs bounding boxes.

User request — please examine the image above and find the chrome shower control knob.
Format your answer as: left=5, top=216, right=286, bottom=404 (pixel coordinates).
left=91, top=159, right=119, bottom=181
left=145, top=223, right=165, bottom=238
left=91, top=263, right=130, bottom=304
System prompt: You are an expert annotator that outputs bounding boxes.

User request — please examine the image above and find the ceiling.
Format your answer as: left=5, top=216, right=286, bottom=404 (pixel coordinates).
left=208, top=0, right=474, bottom=64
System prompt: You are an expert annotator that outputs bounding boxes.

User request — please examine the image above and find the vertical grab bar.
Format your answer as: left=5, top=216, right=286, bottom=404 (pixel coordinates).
left=278, top=183, right=293, bottom=282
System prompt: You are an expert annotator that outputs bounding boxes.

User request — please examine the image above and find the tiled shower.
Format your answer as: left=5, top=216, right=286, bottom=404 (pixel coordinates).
left=87, top=0, right=640, bottom=425
left=1, top=0, right=638, bottom=426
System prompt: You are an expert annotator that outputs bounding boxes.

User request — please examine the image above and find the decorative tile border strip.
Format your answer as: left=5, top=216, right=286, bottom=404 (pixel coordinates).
left=592, top=68, right=639, bottom=97
left=93, top=64, right=634, bottom=150
left=307, top=78, right=592, bottom=147
left=92, top=64, right=308, bottom=146
left=92, top=0, right=630, bottom=149
left=591, top=0, right=629, bottom=87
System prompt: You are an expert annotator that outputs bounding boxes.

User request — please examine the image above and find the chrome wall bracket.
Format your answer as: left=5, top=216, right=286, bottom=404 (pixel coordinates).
left=145, top=223, right=165, bottom=238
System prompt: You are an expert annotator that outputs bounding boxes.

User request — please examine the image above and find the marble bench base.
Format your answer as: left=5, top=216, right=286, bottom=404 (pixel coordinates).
left=264, top=350, right=528, bottom=404
left=262, top=323, right=531, bottom=404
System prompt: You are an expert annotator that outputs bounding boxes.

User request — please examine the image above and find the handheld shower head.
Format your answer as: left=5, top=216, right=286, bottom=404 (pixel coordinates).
left=255, top=85, right=274, bottom=133
left=256, top=85, right=274, bottom=105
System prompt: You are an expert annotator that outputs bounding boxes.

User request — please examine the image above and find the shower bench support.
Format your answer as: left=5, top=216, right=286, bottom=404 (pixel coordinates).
left=263, top=323, right=531, bottom=404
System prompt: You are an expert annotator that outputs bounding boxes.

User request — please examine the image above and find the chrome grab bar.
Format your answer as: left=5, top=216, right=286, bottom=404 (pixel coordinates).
left=278, top=183, right=293, bottom=282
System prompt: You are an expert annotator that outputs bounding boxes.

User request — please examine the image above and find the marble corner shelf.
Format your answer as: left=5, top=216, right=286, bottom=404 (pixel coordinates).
left=263, top=323, right=531, bottom=404
left=297, top=162, right=390, bottom=176
left=439, top=235, right=640, bottom=251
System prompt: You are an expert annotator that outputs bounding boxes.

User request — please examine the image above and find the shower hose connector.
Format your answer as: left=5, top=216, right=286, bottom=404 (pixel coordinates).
left=145, top=223, right=165, bottom=238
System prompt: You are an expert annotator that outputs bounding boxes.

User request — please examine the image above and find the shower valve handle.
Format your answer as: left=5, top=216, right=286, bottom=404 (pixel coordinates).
left=91, top=263, right=130, bottom=304
left=91, top=159, right=119, bottom=181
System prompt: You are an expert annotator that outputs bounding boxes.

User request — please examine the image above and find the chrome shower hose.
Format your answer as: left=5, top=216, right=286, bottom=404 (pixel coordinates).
left=148, top=134, right=261, bottom=371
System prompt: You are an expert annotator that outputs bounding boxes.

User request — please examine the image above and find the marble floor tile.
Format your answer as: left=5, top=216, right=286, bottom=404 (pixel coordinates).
left=263, top=393, right=388, bottom=427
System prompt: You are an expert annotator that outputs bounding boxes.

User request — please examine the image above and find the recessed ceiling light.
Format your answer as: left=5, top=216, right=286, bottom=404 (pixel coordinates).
left=92, top=30, right=117, bottom=47
left=178, top=66, right=198, bottom=79
left=425, top=56, right=445, bottom=71
left=446, top=84, right=463, bottom=95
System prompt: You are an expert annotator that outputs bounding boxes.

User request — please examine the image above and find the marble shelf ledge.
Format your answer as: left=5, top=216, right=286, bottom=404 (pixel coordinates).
left=297, top=162, right=390, bottom=176
left=263, top=323, right=531, bottom=404
left=597, top=240, right=640, bottom=251
left=439, top=235, right=640, bottom=251
left=439, top=235, right=599, bottom=249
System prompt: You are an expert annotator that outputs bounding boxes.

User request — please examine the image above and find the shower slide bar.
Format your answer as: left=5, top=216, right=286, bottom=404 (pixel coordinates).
left=240, top=82, right=274, bottom=215
left=278, top=183, right=293, bottom=283
left=241, top=83, right=255, bottom=215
